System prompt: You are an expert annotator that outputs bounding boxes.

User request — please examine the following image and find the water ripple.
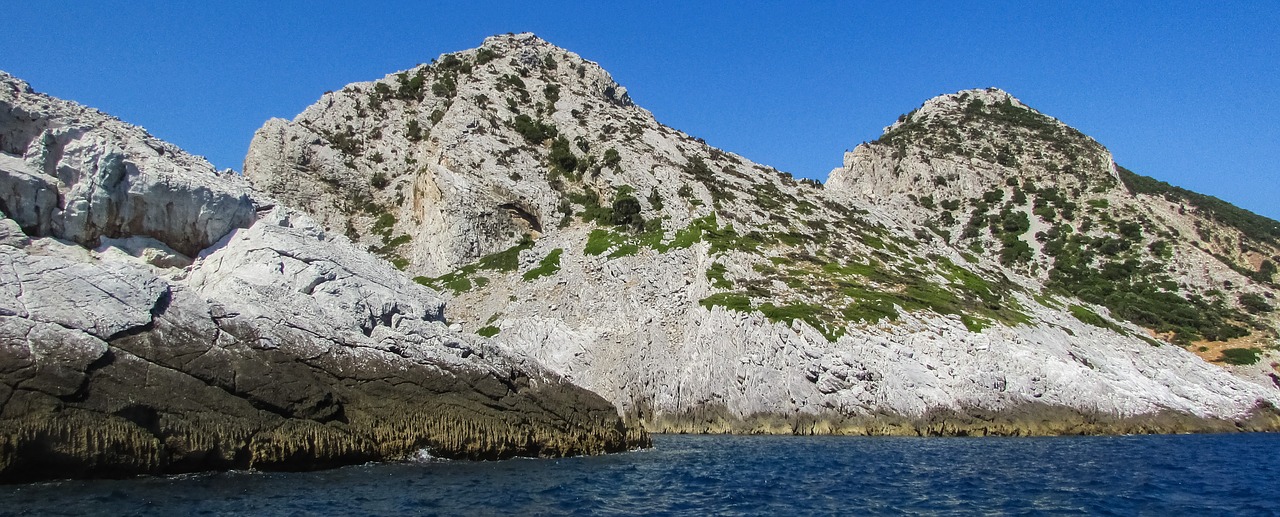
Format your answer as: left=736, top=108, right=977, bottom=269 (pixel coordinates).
left=2, top=434, right=1279, bottom=516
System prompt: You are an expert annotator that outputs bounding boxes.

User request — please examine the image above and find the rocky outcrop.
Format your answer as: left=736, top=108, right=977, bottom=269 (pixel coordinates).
left=0, top=72, right=257, bottom=256
left=0, top=71, right=646, bottom=483
left=246, top=35, right=1280, bottom=436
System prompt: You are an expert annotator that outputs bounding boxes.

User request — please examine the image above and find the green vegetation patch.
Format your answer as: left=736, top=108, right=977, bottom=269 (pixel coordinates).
left=1239, top=293, right=1274, bottom=314
left=414, top=236, right=535, bottom=294
left=522, top=248, right=563, bottom=281
left=1218, top=347, right=1262, bottom=365
left=1068, top=304, right=1122, bottom=333
left=706, top=262, right=733, bottom=289
left=585, top=228, right=628, bottom=256
left=841, top=299, right=899, bottom=325
left=698, top=292, right=753, bottom=313
left=477, top=325, right=501, bottom=338
left=584, top=213, right=758, bottom=260
left=759, top=302, right=846, bottom=342
left=1045, top=228, right=1248, bottom=344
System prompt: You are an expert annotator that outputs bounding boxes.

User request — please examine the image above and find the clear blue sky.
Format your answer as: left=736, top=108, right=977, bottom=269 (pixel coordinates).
left=2, top=2, right=1276, bottom=219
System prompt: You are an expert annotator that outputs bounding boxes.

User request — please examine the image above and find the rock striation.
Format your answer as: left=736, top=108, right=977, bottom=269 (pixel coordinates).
left=246, top=35, right=1280, bottom=436
left=0, top=70, right=646, bottom=483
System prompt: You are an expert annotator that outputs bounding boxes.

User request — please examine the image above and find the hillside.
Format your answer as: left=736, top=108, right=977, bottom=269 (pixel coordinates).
left=247, top=34, right=1280, bottom=435
left=828, top=88, right=1279, bottom=361
left=0, top=69, right=644, bottom=483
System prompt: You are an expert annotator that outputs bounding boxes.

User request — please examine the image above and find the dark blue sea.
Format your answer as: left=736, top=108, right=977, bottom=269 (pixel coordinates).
left=2, top=433, right=1278, bottom=515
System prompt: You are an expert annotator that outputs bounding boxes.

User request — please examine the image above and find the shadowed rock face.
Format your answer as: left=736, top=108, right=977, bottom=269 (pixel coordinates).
left=0, top=71, right=647, bottom=484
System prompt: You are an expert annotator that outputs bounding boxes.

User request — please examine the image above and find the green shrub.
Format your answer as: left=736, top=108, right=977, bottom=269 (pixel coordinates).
left=1255, top=260, right=1277, bottom=283
left=373, top=213, right=397, bottom=232
left=602, top=148, right=621, bottom=170
left=611, top=195, right=643, bottom=230
left=1239, top=293, right=1274, bottom=313
left=548, top=137, right=578, bottom=174
left=432, top=75, right=457, bottom=99
left=406, top=120, right=425, bottom=142
left=477, top=325, right=501, bottom=338
left=395, top=70, right=427, bottom=101
left=475, top=48, right=498, bottom=65
left=647, top=188, right=664, bottom=211
left=683, top=156, right=734, bottom=203
left=1219, top=347, right=1262, bottom=365
left=513, top=115, right=556, bottom=144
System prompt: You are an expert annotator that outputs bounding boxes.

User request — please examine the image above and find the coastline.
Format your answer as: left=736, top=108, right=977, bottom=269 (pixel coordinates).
left=637, top=402, right=1280, bottom=437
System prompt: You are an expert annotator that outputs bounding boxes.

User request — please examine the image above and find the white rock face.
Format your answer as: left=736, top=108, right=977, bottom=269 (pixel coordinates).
left=0, top=223, right=166, bottom=340
left=245, top=33, right=785, bottom=277
left=245, top=37, right=1280, bottom=432
left=0, top=69, right=643, bottom=481
left=186, top=206, right=490, bottom=372
left=455, top=226, right=1276, bottom=426
left=0, top=71, right=258, bottom=256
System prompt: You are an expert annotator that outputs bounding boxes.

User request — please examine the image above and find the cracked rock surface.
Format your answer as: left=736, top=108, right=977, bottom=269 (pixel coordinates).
left=0, top=71, right=645, bottom=483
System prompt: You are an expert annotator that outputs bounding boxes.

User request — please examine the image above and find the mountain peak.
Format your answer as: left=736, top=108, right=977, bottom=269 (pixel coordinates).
left=0, top=70, right=33, bottom=95
left=481, top=32, right=552, bottom=48
left=884, top=87, right=1025, bottom=133
left=864, top=87, right=1116, bottom=188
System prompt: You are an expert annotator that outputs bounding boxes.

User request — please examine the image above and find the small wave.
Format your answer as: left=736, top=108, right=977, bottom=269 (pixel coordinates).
left=407, top=447, right=449, bottom=463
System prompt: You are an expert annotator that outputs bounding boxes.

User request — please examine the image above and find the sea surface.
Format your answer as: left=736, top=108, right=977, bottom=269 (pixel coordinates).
left=2, top=433, right=1278, bottom=516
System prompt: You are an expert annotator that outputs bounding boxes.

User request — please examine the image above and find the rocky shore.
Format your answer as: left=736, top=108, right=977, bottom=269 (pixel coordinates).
left=0, top=70, right=646, bottom=483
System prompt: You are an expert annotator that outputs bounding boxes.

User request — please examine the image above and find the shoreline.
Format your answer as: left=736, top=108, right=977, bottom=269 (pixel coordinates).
left=633, top=402, right=1280, bottom=437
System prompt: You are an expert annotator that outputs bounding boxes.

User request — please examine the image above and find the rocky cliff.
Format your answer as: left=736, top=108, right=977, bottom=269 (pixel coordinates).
left=246, top=34, right=1280, bottom=435
left=0, top=70, right=646, bottom=483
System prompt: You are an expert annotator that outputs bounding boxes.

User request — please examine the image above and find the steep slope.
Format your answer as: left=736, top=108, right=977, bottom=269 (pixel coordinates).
left=0, top=71, right=644, bottom=483
left=248, top=34, right=1280, bottom=435
left=827, top=88, right=1280, bottom=379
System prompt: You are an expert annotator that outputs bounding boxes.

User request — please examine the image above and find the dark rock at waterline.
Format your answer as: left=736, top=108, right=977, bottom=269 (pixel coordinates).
left=0, top=70, right=647, bottom=484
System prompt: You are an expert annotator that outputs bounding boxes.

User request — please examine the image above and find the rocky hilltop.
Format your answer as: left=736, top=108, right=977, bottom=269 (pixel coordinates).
left=827, top=87, right=1280, bottom=380
left=0, top=70, right=645, bottom=483
left=247, top=34, right=1280, bottom=435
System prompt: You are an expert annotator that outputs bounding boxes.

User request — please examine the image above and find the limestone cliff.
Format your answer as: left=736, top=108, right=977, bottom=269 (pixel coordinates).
left=0, top=70, right=645, bottom=483
left=247, top=34, right=1280, bottom=435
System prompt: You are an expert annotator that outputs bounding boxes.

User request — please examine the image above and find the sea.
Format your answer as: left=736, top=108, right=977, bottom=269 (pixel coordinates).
left=2, top=433, right=1277, bottom=516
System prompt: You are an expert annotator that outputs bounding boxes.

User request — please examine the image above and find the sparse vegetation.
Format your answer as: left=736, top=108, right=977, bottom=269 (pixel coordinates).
left=413, top=235, right=534, bottom=294
left=1118, top=165, right=1280, bottom=245
left=1239, top=293, right=1274, bottom=314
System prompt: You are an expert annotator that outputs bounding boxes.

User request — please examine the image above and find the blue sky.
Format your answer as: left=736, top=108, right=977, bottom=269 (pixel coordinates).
left=3, top=2, right=1276, bottom=219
